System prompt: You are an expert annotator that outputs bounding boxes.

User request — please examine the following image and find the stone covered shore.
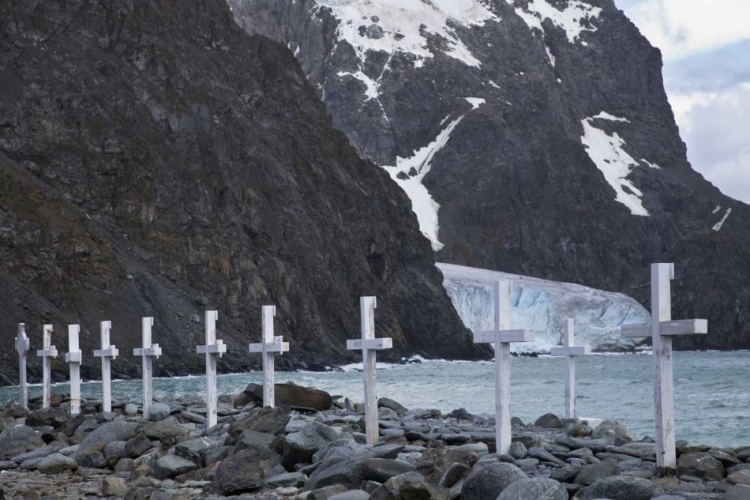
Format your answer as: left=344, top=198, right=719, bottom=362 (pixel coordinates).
left=1, top=384, right=749, bottom=500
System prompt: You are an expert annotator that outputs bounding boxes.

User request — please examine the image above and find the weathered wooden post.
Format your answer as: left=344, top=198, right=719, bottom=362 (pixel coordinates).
left=133, top=317, right=161, bottom=420
left=346, top=297, right=393, bottom=445
left=93, top=321, right=119, bottom=413
left=36, top=325, right=58, bottom=409
left=622, top=263, right=708, bottom=473
left=248, top=306, right=289, bottom=408
left=65, top=325, right=83, bottom=416
left=197, top=311, right=227, bottom=428
left=15, top=324, right=30, bottom=410
left=474, top=281, right=534, bottom=456
left=550, top=319, right=590, bottom=419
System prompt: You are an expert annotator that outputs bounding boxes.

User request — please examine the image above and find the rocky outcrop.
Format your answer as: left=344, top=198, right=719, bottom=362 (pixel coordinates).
left=0, top=0, right=491, bottom=381
left=228, top=0, right=750, bottom=349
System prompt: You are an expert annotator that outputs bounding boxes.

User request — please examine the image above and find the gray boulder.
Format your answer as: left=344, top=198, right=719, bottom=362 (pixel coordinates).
left=102, top=476, right=127, bottom=497
left=74, top=421, right=138, bottom=465
left=371, top=471, right=449, bottom=500
left=124, top=403, right=139, bottom=415
left=152, top=454, right=199, bottom=479
left=509, top=441, right=527, bottom=459
left=0, top=424, right=44, bottom=459
left=36, top=453, right=78, bottom=474
left=282, top=421, right=339, bottom=469
left=212, top=446, right=281, bottom=495
left=228, top=406, right=290, bottom=440
left=362, top=458, right=416, bottom=482
left=592, top=421, right=635, bottom=446
left=497, top=478, right=568, bottom=500
left=378, top=398, right=408, bottom=415
left=266, top=471, right=307, bottom=488
left=137, top=421, right=189, bottom=446
left=329, top=491, right=371, bottom=500
left=726, top=485, right=750, bottom=500
left=575, top=458, right=619, bottom=486
left=576, top=475, right=654, bottom=500
left=728, top=469, right=750, bottom=485
left=124, top=433, right=152, bottom=458
left=306, top=459, right=365, bottom=490
left=80, top=451, right=107, bottom=468
left=677, top=452, right=726, bottom=481
left=104, top=440, right=126, bottom=465
left=461, top=462, right=527, bottom=500
left=528, top=447, right=566, bottom=466
left=233, top=429, right=275, bottom=454
left=25, top=407, right=71, bottom=429
left=149, top=403, right=171, bottom=421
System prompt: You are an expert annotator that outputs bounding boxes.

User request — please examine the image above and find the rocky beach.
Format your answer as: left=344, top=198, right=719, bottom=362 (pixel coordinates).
left=1, top=383, right=749, bottom=500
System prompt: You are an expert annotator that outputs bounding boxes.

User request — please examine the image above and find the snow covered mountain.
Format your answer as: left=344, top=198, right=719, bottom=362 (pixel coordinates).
left=439, top=263, right=649, bottom=352
left=229, top=0, right=750, bottom=349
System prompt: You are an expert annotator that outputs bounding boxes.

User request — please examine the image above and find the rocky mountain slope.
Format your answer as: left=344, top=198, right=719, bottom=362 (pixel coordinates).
left=229, top=0, right=750, bottom=349
left=0, top=0, right=491, bottom=384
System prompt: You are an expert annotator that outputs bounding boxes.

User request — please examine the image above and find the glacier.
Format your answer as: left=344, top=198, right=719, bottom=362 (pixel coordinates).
left=438, top=263, right=650, bottom=353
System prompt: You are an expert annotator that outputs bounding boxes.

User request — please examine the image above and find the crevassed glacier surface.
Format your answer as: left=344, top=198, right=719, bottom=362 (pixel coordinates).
left=438, top=263, right=650, bottom=352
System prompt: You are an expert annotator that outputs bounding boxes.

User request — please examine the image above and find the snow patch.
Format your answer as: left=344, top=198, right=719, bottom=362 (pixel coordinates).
left=488, top=80, right=500, bottom=89
left=383, top=99, right=482, bottom=250
left=506, top=0, right=601, bottom=43
left=438, top=263, right=650, bottom=353
left=315, top=0, right=498, bottom=72
left=713, top=208, right=732, bottom=231
left=581, top=116, right=649, bottom=217
left=592, top=111, right=630, bottom=122
left=712, top=205, right=721, bottom=214
left=641, top=159, right=661, bottom=169
left=545, top=45, right=556, bottom=66
left=337, top=70, right=380, bottom=100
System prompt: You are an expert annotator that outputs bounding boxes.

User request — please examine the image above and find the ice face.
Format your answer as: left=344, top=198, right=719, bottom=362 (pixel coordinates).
left=438, top=263, right=651, bottom=352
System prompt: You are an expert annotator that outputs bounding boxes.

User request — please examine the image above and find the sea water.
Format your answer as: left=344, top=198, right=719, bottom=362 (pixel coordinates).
left=1, top=351, right=748, bottom=448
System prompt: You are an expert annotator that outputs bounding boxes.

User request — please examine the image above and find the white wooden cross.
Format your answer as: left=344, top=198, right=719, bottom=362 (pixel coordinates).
left=550, top=319, right=590, bottom=419
left=622, top=263, right=708, bottom=472
left=346, top=297, right=392, bottom=446
left=93, top=321, right=119, bottom=413
left=248, top=305, right=289, bottom=408
left=65, top=325, right=83, bottom=416
left=15, top=324, right=30, bottom=410
left=197, top=311, right=226, bottom=428
left=474, top=281, right=534, bottom=456
left=36, top=325, right=57, bottom=409
left=133, top=317, right=161, bottom=420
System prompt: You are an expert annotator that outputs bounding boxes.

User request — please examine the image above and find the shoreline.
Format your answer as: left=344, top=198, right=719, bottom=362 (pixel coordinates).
left=1, top=387, right=748, bottom=500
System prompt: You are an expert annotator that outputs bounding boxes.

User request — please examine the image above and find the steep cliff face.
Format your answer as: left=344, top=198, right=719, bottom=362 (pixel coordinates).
left=229, top=0, right=750, bottom=349
left=0, top=0, right=491, bottom=383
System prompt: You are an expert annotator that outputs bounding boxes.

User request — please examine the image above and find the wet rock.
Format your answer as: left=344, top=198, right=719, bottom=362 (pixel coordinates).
left=148, top=403, right=171, bottom=422
left=371, top=471, right=449, bottom=500
left=152, top=455, right=199, bottom=479
left=497, top=477, right=568, bottom=500
left=282, top=422, right=339, bottom=469
left=378, top=398, right=408, bottom=416
left=461, top=462, right=527, bottom=500
left=0, top=425, right=44, bottom=458
left=212, top=446, right=281, bottom=495
left=576, top=475, right=654, bottom=500
left=362, top=458, right=416, bottom=482
left=677, top=452, right=726, bottom=481
left=575, top=457, right=619, bottom=486
left=36, top=453, right=78, bottom=474
left=534, top=414, right=563, bottom=429
left=74, top=421, right=138, bottom=465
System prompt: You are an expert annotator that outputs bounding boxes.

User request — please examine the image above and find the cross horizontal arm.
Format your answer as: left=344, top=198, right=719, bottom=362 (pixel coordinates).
left=621, top=319, right=708, bottom=338
left=550, top=345, right=590, bottom=357
left=197, top=343, right=228, bottom=355
left=37, top=348, right=58, bottom=357
left=65, top=351, right=82, bottom=364
left=346, top=338, right=393, bottom=350
left=249, top=342, right=290, bottom=353
left=94, top=347, right=119, bottom=358
left=474, top=329, right=534, bottom=344
left=134, top=346, right=162, bottom=358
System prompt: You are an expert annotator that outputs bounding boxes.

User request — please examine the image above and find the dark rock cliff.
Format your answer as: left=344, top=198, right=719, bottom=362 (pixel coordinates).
left=0, top=0, right=491, bottom=383
left=229, top=0, right=750, bottom=349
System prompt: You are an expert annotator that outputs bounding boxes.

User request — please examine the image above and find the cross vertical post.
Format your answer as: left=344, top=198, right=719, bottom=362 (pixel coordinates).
left=133, top=317, right=161, bottom=420
left=473, top=281, right=534, bottom=456
left=622, top=263, right=708, bottom=472
left=36, top=325, right=57, bottom=409
left=15, top=324, right=30, bottom=410
left=346, top=297, right=392, bottom=445
left=249, top=306, right=289, bottom=407
left=196, top=311, right=226, bottom=428
left=65, top=325, right=83, bottom=416
left=93, top=321, right=119, bottom=413
left=550, top=319, right=590, bottom=419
